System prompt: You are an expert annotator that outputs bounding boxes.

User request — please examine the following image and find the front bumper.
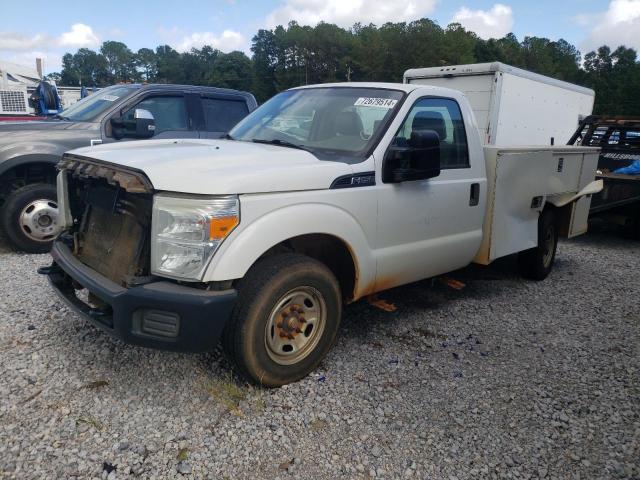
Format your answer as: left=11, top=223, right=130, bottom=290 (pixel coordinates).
left=41, top=240, right=237, bottom=353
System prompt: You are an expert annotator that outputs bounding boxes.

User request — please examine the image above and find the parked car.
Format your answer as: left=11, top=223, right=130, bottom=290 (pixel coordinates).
left=40, top=82, right=600, bottom=386
left=0, top=84, right=257, bottom=253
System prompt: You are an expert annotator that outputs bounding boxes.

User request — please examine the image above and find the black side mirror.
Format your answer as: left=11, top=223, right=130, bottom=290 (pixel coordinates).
left=110, top=108, right=156, bottom=140
left=382, top=129, right=441, bottom=183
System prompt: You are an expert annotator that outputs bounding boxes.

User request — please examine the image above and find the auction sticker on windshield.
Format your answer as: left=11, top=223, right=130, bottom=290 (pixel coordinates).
left=354, top=97, right=398, bottom=108
left=102, top=95, right=119, bottom=102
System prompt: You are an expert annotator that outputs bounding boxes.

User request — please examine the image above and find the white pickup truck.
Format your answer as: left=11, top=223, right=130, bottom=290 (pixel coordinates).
left=41, top=82, right=601, bottom=386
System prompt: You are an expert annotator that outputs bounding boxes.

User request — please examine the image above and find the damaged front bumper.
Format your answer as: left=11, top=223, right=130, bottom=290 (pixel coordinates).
left=40, top=239, right=237, bottom=353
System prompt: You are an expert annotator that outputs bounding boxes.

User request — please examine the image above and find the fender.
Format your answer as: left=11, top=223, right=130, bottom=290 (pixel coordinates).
left=0, top=153, right=61, bottom=177
left=0, top=140, right=69, bottom=177
left=203, top=202, right=376, bottom=299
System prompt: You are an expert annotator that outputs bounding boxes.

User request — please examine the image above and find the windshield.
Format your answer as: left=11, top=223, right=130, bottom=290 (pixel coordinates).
left=60, top=85, right=138, bottom=122
left=229, top=87, right=405, bottom=159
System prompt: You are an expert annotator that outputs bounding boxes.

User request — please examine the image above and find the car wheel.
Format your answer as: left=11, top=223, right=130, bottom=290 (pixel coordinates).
left=222, top=253, right=342, bottom=387
left=1, top=183, right=59, bottom=254
left=518, top=209, right=558, bottom=280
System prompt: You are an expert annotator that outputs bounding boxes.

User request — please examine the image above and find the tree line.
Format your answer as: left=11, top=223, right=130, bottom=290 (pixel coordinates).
left=48, top=19, right=640, bottom=115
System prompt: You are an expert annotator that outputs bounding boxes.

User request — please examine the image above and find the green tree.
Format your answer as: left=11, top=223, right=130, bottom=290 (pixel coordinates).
left=136, top=48, right=157, bottom=82
left=155, top=45, right=183, bottom=83
left=208, top=51, right=253, bottom=90
left=442, top=23, right=476, bottom=65
left=60, top=53, right=80, bottom=86
left=251, top=29, right=279, bottom=101
left=101, top=41, right=136, bottom=82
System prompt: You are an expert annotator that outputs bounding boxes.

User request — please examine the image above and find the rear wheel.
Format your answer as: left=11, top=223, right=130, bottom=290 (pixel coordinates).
left=1, top=183, right=58, bottom=253
left=222, top=253, right=342, bottom=387
left=518, top=209, right=558, bottom=280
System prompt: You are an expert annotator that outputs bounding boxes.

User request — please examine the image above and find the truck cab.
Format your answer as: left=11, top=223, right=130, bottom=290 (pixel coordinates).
left=0, top=84, right=257, bottom=253
left=42, top=82, right=599, bottom=386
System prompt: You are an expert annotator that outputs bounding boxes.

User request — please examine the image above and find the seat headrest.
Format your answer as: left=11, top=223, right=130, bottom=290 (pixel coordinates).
left=335, top=111, right=363, bottom=136
left=412, top=111, right=446, bottom=140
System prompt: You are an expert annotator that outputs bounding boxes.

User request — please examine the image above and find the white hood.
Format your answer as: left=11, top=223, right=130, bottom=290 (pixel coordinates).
left=69, top=138, right=354, bottom=195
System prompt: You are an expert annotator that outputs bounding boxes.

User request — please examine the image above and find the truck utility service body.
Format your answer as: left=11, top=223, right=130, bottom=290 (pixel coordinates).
left=404, top=62, right=595, bottom=146
left=42, top=82, right=601, bottom=386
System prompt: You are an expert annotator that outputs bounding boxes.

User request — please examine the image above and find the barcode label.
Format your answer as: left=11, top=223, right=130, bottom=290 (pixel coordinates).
left=354, top=97, right=398, bottom=108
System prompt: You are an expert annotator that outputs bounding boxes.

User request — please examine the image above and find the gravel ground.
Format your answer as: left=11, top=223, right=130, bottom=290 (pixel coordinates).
left=0, top=230, right=638, bottom=480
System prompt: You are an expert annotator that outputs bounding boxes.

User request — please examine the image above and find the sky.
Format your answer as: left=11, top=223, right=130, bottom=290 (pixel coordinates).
left=0, top=0, right=637, bottom=74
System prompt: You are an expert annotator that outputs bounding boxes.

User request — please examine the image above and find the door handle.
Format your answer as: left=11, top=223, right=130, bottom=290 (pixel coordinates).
left=469, top=183, right=480, bottom=206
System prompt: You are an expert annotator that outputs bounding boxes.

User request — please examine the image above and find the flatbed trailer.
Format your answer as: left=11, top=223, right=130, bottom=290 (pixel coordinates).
left=568, top=116, right=640, bottom=236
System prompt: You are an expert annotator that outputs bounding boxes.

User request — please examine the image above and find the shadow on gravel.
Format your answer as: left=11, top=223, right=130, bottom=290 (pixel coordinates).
left=337, top=229, right=639, bottom=348
left=0, top=229, right=13, bottom=254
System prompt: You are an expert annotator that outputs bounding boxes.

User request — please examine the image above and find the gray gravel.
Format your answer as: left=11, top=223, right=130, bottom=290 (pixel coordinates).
left=0, top=230, right=638, bottom=479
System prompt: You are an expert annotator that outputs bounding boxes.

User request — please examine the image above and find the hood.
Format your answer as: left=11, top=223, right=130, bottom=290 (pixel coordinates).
left=69, top=138, right=354, bottom=195
left=0, top=120, right=97, bottom=141
left=0, top=119, right=95, bottom=131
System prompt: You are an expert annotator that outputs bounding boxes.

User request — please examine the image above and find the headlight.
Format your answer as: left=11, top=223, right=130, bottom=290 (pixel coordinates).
left=151, top=194, right=239, bottom=280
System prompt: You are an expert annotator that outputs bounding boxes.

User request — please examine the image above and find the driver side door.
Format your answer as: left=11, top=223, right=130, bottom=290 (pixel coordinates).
left=374, top=96, right=484, bottom=289
left=102, top=93, right=194, bottom=143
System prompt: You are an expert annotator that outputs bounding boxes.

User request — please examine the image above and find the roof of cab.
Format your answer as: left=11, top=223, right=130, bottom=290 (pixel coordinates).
left=289, top=81, right=467, bottom=101
left=105, top=83, right=256, bottom=101
left=292, top=82, right=421, bottom=93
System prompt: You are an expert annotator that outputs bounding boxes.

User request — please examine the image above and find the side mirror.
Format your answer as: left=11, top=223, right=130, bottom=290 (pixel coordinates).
left=110, top=108, right=156, bottom=139
left=382, top=130, right=441, bottom=183
left=132, top=109, right=156, bottom=138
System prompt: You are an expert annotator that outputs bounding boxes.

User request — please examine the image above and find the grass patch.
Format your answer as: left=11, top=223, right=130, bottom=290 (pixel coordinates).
left=75, top=415, right=105, bottom=431
left=176, top=447, right=189, bottom=462
left=203, top=374, right=249, bottom=416
left=254, top=393, right=266, bottom=414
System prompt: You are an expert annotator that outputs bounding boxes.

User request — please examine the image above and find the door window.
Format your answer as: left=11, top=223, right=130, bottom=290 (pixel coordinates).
left=203, top=98, right=249, bottom=132
left=392, top=98, right=469, bottom=169
left=123, top=96, right=188, bottom=134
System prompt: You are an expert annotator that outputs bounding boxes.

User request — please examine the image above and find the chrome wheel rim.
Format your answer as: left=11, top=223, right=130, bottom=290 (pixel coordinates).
left=19, top=199, right=59, bottom=242
left=265, top=286, right=326, bottom=366
left=542, top=225, right=556, bottom=268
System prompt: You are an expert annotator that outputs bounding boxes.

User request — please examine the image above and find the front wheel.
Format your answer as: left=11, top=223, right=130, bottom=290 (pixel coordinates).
left=1, top=183, right=59, bottom=253
left=518, top=209, right=558, bottom=280
left=222, top=253, right=342, bottom=387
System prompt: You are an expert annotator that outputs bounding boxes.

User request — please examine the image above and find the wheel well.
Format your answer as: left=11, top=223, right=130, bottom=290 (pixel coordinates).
left=543, top=202, right=571, bottom=236
left=258, top=234, right=358, bottom=302
left=0, top=162, right=58, bottom=206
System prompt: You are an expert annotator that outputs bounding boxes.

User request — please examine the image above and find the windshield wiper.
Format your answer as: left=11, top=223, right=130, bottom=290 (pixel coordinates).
left=251, top=138, right=310, bottom=151
left=222, top=133, right=235, bottom=140
left=53, top=113, right=70, bottom=121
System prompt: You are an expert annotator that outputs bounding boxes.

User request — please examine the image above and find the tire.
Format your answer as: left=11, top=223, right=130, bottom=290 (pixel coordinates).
left=1, top=183, right=58, bottom=254
left=518, top=209, right=558, bottom=281
left=222, top=253, right=342, bottom=387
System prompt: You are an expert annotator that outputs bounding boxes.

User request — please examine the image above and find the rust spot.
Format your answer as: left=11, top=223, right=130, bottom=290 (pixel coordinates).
left=439, top=277, right=466, bottom=290
left=358, top=275, right=402, bottom=300
left=61, top=154, right=153, bottom=193
left=366, top=294, right=397, bottom=312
